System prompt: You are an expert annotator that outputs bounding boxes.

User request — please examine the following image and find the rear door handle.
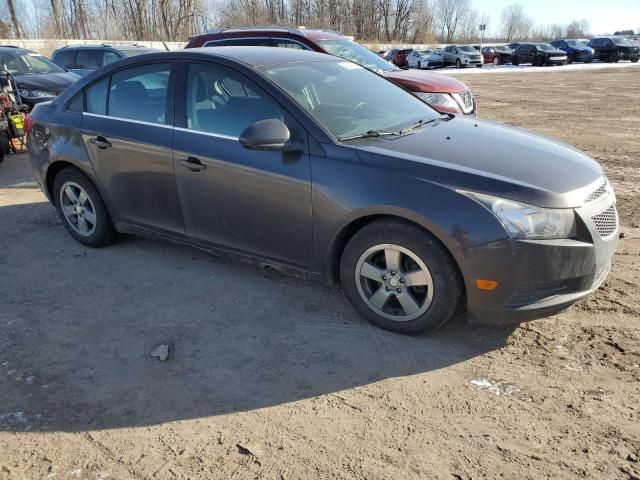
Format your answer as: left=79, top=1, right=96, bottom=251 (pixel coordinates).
left=179, top=156, right=206, bottom=172
left=89, top=135, right=112, bottom=149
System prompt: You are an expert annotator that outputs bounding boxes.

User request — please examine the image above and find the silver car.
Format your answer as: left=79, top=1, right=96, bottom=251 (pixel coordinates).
left=443, top=45, right=484, bottom=68
left=406, top=49, right=445, bottom=69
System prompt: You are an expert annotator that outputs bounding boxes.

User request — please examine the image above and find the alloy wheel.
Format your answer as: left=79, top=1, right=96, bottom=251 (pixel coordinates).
left=355, top=244, right=434, bottom=322
left=59, top=181, right=97, bottom=236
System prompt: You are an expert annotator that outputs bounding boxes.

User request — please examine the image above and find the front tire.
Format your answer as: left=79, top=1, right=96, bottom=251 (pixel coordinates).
left=53, top=167, right=117, bottom=247
left=456, top=59, right=463, bottom=69
left=340, top=220, right=462, bottom=335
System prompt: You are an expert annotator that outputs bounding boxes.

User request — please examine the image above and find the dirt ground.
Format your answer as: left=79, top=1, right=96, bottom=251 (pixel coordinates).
left=1, top=67, right=639, bottom=480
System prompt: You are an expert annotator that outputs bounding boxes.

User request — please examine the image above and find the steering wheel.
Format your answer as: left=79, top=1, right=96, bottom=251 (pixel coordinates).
left=350, top=102, right=368, bottom=118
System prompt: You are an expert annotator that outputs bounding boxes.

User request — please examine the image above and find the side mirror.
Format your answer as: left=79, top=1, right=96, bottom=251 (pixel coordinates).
left=239, top=118, right=291, bottom=151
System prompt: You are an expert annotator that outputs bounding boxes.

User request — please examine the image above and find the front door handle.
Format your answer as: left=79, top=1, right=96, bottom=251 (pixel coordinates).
left=179, top=156, right=206, bottom=172
left=90, top=136, right=112, bottom=149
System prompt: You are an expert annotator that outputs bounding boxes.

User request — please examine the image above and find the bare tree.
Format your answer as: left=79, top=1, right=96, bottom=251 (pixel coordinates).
left=434, top=0, right=469, bottom=43
left=566, top=19, right=589, bottom=38
left=499, top=3, right=533, bottom=41
left=5, top=0, right=23, bottom=38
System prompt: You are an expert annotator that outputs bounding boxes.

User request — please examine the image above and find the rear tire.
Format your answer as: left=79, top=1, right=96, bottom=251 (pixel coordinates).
left=0, top=131, right=9, bottom=156
left=493, top=57, right=499, bottom=66
left=340, top=220, right=462, bottom=335
left=53, top=167, right=117, bottom=247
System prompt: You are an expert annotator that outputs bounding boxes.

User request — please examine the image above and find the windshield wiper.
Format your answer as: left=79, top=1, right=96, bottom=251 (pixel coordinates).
left=339, top=129, right=400, bottom=141
left=398, top=118, right=438, bottom=134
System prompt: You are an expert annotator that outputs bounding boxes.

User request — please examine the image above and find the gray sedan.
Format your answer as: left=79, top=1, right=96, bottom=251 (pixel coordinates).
left=406, top=49, right=445, bottom=69
left=27, top=47, right=617, bottom=334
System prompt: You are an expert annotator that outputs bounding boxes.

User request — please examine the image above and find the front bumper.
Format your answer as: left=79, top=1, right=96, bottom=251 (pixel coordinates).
left=547, top=56, right=568, bottom=64
left=462, top=194, right=618, bottom=325
left=572, top=52, right=593, bottom=62
left=462, top=57, right=483, bottom=66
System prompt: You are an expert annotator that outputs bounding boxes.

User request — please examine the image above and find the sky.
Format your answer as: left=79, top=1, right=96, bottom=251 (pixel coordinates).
left=478, top=0, right=640, bottom=35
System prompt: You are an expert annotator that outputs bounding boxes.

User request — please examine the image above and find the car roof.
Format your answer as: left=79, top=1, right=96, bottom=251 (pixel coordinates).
left=101, top=47, right=338, bottom=68
left=0, top=46, right=31, bottom=53
left=193, top=27, right=345, bottom=42
left=55, top=43, right=156, bottom=51
left=201, top=46, right=337, bottom=65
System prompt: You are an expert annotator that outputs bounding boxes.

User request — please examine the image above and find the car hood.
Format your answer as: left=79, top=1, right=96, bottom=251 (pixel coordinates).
left=383, top=70, right=467, bottom=94
left=14, top=71, right=81, bottom=94
left=352, top=117, right=603, bottom=209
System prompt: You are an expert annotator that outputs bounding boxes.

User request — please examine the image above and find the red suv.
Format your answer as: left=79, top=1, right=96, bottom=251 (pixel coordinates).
left=186, top=28, right=476, bottom=116
left=383, top=48, right=413, bottom=68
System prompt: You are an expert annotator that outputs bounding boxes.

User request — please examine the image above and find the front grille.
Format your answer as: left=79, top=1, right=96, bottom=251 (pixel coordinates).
left=585, top=180, right=608, bottom=203
left=591, top=206, right=618, bottom=238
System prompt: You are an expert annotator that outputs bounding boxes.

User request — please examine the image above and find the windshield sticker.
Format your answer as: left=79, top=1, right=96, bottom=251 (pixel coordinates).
left=338, top=61, right=360, bottom=70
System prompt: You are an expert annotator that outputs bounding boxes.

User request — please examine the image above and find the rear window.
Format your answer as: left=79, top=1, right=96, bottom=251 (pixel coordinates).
left=53, top=50, right=75, bottom=68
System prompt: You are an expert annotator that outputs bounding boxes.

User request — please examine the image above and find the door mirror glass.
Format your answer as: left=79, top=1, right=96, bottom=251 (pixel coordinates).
left=239, top=119, right=290, bottom=150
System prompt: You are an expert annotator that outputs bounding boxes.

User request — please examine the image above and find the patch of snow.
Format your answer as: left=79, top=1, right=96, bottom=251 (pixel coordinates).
left=435, top=61, right=640, bottom=76
left=470, top=378, right=520, bottom=396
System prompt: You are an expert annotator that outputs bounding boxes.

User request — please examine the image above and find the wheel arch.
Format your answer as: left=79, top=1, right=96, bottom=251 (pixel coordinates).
left=324, top=212, right=467, bottom=305
left=45, top=161, right=118, bottom=226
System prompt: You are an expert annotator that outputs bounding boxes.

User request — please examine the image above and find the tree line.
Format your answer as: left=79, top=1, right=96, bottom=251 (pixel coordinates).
left=1, top=0, right=593, bottom=44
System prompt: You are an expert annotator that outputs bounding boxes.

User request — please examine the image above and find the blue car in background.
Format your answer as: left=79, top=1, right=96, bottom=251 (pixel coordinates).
left=550, top=39, right=594, bottom=63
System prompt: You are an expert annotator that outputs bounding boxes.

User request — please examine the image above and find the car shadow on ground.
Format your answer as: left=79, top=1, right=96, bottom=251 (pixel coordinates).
left=0, top=200, right=516, bottom=433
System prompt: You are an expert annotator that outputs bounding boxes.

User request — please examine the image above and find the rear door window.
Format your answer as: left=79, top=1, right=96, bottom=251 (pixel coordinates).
left=225, top=38, right=271, bottom=46
left=86, top=77, right=109, bottom=114
left=108, top=63, right=171, bottom=124
left=271, top=38, right=307, bottom=49
left=76, top=50, right=102, bottom=69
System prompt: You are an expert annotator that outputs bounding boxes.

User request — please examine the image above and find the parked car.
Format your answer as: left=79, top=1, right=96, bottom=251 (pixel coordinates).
left=511, top=43, right=567, bottom=66
left=382, top=48, right=413, bottom=67
left=481, top=46, right=512, bottom=65
left=405, top=49, right=444, bottom=69
left=588, top=36, right=639, bottom=62
left=549, top=39, right=594, bottom=63
left=507, top=42, right=521, bottom=52
left=28, top=47, right=618, bottom=334
left=51, top=44, right=160, bottom=77
left=442, top=45, right=483, bottom=68
left=0, top=46, right=80, bottom=109
left=186, top=28, right=476, bottom=116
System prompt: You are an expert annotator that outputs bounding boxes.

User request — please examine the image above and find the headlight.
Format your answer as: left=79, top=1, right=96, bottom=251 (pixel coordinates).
left=18, top=89, right=56, bottom=99
left=460, top=191, right=577, bottom=239
left=414, top=92, right=460, bottom=112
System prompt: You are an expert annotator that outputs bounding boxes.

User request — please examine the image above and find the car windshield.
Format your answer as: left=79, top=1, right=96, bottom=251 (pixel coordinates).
left=261, top=60, right=439, bottom=140
left=611, top=37, right=634, bottom=46
left=315, top=39, right=397, bottom=73
left=564, top=40, right=581, bottom=47
left=0, top=50, right=65, bottom=75
left=495, top=46, right=511, bottom=53
left=459, top=45, right=476, bottom=53
left=419, top=50, right=436, bottom=56
left=119, top=49, right=157, bottom=57
left=536, top=44, right=556, bottom=51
